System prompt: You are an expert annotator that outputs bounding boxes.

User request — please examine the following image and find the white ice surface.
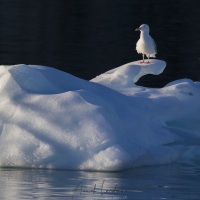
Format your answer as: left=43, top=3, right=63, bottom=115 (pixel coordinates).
left=0, top=60, right=200, bottom=171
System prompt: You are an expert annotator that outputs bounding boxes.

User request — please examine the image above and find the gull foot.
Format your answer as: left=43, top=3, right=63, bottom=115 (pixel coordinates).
left=139, top=61, right=150, bottom=64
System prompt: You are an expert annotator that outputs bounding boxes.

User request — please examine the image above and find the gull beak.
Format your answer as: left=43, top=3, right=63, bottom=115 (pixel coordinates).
left=135, top=28, right=140, bottom=31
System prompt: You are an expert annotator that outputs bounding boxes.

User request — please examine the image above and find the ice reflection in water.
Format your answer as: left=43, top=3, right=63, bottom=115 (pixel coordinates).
left=0, top=164, right=200, bottom=199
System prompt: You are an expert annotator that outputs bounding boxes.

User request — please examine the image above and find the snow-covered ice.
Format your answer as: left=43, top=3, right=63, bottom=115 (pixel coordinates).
left=0, top=60, right=200, bottom=171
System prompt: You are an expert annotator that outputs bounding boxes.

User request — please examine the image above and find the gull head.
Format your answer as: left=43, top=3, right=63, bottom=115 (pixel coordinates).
left=135, top=24, right=150, bottom=33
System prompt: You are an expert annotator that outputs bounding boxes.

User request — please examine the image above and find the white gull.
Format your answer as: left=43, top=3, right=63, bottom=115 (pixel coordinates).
left=135, top=24, right=157, bottom=64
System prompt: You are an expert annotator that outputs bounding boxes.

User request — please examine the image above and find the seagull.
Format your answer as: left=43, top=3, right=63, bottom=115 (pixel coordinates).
left=135, top=24, right=157, bottom=64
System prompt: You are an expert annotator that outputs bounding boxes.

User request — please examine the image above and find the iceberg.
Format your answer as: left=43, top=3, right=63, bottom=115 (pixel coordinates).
left=0, top=60, right=200, bottom=171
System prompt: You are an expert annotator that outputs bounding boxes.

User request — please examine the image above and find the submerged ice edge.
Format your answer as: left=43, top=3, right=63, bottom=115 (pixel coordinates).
left=0, top=60, right=200, bottom=171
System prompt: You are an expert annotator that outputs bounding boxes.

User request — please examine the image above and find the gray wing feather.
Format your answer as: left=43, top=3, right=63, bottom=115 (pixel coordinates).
left=152, top=38, right=157, bottom=53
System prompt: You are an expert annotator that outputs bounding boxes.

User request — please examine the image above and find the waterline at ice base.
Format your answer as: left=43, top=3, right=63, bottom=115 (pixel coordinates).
left=0, top=60, right=200, bottom=171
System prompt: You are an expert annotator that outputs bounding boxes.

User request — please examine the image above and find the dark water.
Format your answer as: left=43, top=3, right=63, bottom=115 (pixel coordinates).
left=1, top=164, right=200, bottom=200
left=0, top=0, right=199, bottom=87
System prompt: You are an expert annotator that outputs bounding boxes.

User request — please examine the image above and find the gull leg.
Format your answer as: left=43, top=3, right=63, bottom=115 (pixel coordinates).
left=140, top=54, right=145, bottom=64
left=146, top=55, right=150, bottom=64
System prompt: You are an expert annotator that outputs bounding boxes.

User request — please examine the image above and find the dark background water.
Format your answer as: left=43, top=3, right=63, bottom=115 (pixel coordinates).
left=0, top=0, right=199, bottom=87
